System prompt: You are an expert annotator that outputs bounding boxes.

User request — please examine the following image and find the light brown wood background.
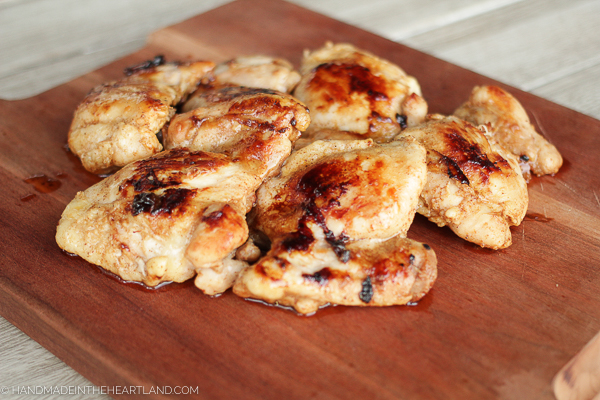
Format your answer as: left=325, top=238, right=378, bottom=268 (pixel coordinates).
left=1, top=0, right=598, bottom=399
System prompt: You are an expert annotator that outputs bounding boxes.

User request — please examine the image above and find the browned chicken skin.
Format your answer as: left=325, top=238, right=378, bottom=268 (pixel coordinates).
left=166, top=86, right=311, bottom=180
left=396, top=115, right=528, bottom=249
left=234, top=232, right=437, bottom=315
left=235, top=137, right=437, bottom=314
left=56, top=148, right=255, bottom=291
left=454, top=85, right=563, bottom=177
left=294, top=42, right=428, bottom=142
left=252, top=138, right=427, bottom=241
left=68, top=58, right=215, bottom=174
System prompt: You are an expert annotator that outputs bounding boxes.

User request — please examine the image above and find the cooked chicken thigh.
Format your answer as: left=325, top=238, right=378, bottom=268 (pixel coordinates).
left=206, top=55, right=301, bottom=93
left=252, top=138, right=427, bottom=240
left=234, top=231, right=437, bottom=315
left=454, top=85, right=563, bottom=177
left=56, top=148, right=256, bottom=292
left=396, top=115, right=528, bottom=249
left=294, top=42, right=428, bottom=142
left=166, top=86, right=311, bottom=180
left=234, top=137, right=437, bottom=314
left=68, top=57, right=214, bottom=174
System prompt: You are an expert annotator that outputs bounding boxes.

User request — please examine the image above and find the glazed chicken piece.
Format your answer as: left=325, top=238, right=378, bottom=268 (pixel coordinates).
left=68, top=57, right=214, bottom=174
left=234, top=230, right=437, bottom=315
left=454, top=85, right=563, bottom=177
left=205, top=55, right=301, bottom=93
left=166, top=86, right=311, bottom=180
left=251, top=138, right=426, bottom=240
left=294, top=42, right=428, bottom=142
left=234, top=137, right=437, bottom=314
left=56, top=148, right=256, bottom=293
left=58, top=87, right=310, bottom=295
left=396, top=115, right=528, bottom=249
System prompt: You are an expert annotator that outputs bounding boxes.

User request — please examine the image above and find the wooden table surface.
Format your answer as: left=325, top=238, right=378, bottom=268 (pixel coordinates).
left=1, top=0, right=599, bottom=399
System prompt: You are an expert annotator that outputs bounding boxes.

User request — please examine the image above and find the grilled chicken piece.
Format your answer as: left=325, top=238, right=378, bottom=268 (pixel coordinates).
left=252, top=138, right=427, bottom=240
left=454, top=85, right=563, bottom=177
left=396, top=115, right=528, bottom=249
left=56, top=148, right=256, bottom=293
left=294, top=42, right=428, bottom=142
left=206, top=55, right=301, bottom=93
left=234, top=232, right=437, bottom=315
left=166, top=86, right=311, bottom=180
left=234, top=137, right=436, bottom=314
left=68, top=57, right=214, bottom=174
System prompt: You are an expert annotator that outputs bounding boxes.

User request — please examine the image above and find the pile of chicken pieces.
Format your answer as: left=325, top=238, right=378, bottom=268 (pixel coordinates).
left=56, top=43, right=562, bottom=315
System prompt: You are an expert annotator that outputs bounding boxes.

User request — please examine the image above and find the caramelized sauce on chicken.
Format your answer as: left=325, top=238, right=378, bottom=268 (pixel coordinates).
left=294, top=42, right=428, bottom=142
left=396, top=115, right=528, bottom=249
left=454, top=85, right=563, bottom=176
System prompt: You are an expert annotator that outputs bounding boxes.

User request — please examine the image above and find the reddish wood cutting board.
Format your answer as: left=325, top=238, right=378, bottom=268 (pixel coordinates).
left=1, top=0, right=599, bottom=398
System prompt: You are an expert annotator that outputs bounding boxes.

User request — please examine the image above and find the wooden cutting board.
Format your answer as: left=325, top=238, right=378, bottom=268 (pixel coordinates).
left=1, top=0, right=599, bottom=398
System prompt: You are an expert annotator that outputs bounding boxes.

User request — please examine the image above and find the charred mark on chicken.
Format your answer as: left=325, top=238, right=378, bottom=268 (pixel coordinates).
left=446, top=131, right=498, bottom=171
left=303, top=268, right=333, bottom=285
left=131, top=188, right=194, bottom=216
left=311, top=63, right=388, bottom=100
left=396, top=113, right=408, bottom=129
left=286, top=160, right=353, bottom=262
left=359, top=277, right=373, bottom=303
left=302, top=267, right=351, bottom=286
left=281, top=205, right=350, bottom=262
left=441, top=155, right=470, bottom=185
left=131, top=193, right=156, bottom=215
left=310, top=63, right=401, bottom=132
left=325, top=232, right=351, bottom=262
left=281, top=223, right=315, bottom=253
left=119, top=149, right=229, bottom=193
left=440, top=125, right=506, bottom=184
left=124, top=55, right=166, bottom=76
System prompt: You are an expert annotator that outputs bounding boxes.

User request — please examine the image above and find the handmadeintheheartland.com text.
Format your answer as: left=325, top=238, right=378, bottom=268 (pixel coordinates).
left=1, top=385, right=199, bottom=396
